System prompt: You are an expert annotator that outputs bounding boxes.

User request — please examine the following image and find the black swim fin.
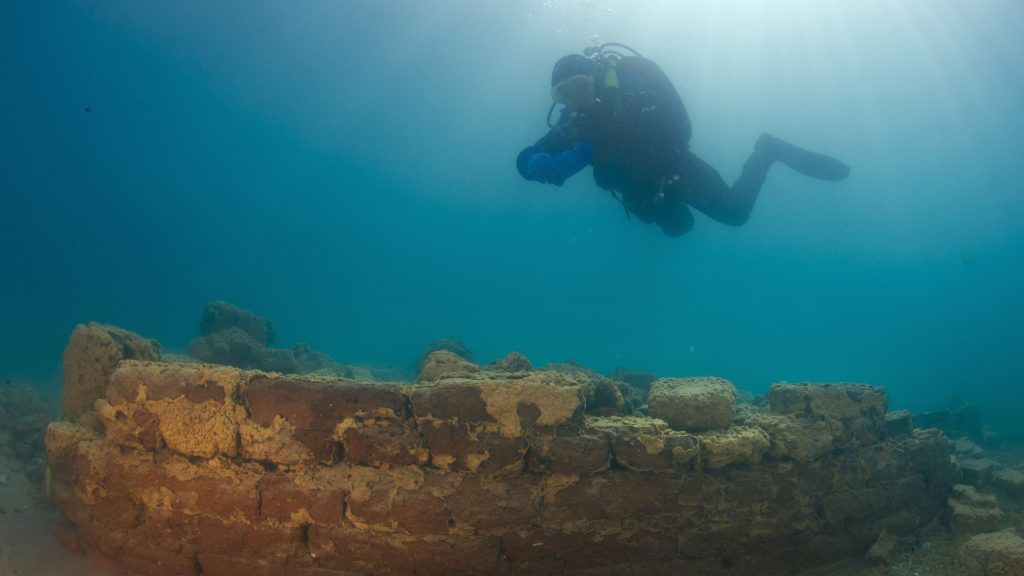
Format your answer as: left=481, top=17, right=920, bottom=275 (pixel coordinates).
left=756, top=133, right=851, bottom=181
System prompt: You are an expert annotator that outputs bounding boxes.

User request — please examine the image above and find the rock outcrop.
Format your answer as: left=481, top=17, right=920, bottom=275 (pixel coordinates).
left=46, top=344, right=955, bottom=576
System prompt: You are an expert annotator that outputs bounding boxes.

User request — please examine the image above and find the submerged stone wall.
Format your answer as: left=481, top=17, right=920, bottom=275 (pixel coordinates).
left=46, top=360, right=954, bottom=576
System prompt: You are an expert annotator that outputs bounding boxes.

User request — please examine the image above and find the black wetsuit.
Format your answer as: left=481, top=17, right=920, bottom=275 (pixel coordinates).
left=521, top=56, right=775, bottom=237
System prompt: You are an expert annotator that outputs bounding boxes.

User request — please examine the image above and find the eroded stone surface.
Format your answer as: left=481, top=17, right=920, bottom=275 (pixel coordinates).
left=648, top=377, right=736, bottom=431
left=62, top=323, right=161, bottom=421
left=966, top=529, right=1024, bottom=576
left=46, top=345, right=956, bottom=576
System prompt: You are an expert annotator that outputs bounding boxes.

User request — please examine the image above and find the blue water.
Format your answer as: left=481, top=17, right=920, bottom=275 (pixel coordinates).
left=3, top=1, right=1023, bottom=422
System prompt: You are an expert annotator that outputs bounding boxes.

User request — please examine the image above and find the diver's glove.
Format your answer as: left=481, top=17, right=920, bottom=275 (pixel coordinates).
left=517, top=141, right=593, bottom=186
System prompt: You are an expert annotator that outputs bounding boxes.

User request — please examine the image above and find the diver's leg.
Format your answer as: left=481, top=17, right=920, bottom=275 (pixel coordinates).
left=675, top=150, right=769, bottom=226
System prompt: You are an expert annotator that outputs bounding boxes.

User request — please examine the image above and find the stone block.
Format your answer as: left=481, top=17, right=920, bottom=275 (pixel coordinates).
left=338, top=421, right=427, bottom=466
left=699, top=426, right=770, bottom=469
left=258, top=472, right=345, bottom=525
left=745, top=413, right=834, bottom=462
left=120, top=542, right=198, bottom=576
left=417, top=350, right=479, bottom=382
left=993, top=468, right=1024, bottom=498
left=768, top=382, right=887, bottom=447
left=966, top=529, right=1024, bottom=576
left=769, top=382, right=888, bottom=420
left=410, top=382, right=494, bottom=422
left=155, top=459, right=262, bottom=522
left=199, top=300, right=275, bottom=345
left=62, top=323, right=160, bottom=421
left=310, top=526, right=501, bottom=576
left=420, top=420, right=526, bottom=474
left=884, top=410, right=913, bottom=438
left=647, top=377, right=736, bottom=431
left=486, top=351, right=533, bottom=372
left=412, top=374, right=585, bottom=435
left=948, top=498, right=1003, bottom=534
left=246, top=375, right=407, bottom=463
left=960, top=458, right=997, bottom=486
left=587, top=417, right=697, bottom=472
left=527, top=433, right=610, bottom=474
left=954, top=437, right=984, bottom=457
left=447, top=475, right=540, bottom=532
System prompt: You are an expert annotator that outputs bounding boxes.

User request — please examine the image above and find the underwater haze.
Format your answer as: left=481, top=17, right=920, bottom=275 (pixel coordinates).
left=3, top=1, right=1023, bottom=421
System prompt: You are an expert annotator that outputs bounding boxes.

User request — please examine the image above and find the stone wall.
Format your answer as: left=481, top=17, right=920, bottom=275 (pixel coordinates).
left=46, top=361, right=954, bottom=576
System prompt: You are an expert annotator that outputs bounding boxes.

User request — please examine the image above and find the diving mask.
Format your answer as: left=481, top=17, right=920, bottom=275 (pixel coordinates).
left=551, top=73, right=596, bottom=109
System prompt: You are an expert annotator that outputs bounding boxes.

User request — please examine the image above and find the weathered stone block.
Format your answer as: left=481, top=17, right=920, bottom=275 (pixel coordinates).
left=155, top=459, right=262, bottom=521
left=948, top=499, right=1003, bottom=534
left=310, top=526, right=501, bottom=576
left=648, top=377, right=736, bottom=431
left=745, top=413, right=834, bottom=462
left=258, top=472, right=345, bottom=525
left=410, top=382, right=494, bottom=422
left=420, top=420, right=526, bottom=474
left=195, top=515, right=306, bottom=559
left=447, top=475, right=540, bottom=532
left=338, top=421, right=427, bottom=466
left=199, top=300, right=275, bottom=345
left=62, top=323, right=161, bottom=421
left=417, top=350, right=479, bottom=382
left=966, top=529, right=1024, bottom=576
left=587, top=416, right=697, bottom=472
left=769, top=382, right=887, bottom=448
left=527, top=433, right=610, bottom=474
left=960, top=458, right=997, bottom=486
left=699, top=426, right=770, bottom=469
left=120, top=542, right=197, bottom=576
left=413, top=374, right=585, bottom=435
left=993, top=468, right=1024, bottom=498
left=246, top=375, right=406, bottom=463
left=885, top=409, right=913, bottom=438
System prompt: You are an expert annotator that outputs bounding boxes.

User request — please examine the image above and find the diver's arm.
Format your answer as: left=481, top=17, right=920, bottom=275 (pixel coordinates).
left=517, top=140, right=593, bottom=186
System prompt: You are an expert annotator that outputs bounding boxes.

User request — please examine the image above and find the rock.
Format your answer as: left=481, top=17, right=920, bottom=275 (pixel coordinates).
left=486, top=352, right=533, bottom=372
left=648, top=377, right=736, bottom=431
left=960, top=458, right=997, bottom=486
left=948, top=499, right=1003, bottom=534
left=416, top=338, right=474, bottom=375
left=953, top=484, right=999, bottom=508
left=198, top=300, right=275, bottom=346
left=188, top=327, right=299, bottom=374
left=948, top=485, right=1003, bottom=534
left=607, top=369, right=657, bottom=394
left=954, top=437, right=984, bottom=457
left=993, top=469, right=1024, bottom=498
left=418, top=350, right=479, bottom=382
left=966, top=529, right=1024, bottom=576
left=744, top=413, right=834, bottom=462
left=768, top=382, right=887, bottom=448
left=586, top=416, right=697, bottom=472
left=914, top=401, right=983, bottom=440
left=884, top=410, right=913, bottom=438
left=698, top=426, right=770, bottom=469
left=864, top=529, right=898, bottom=565
left=61, top=323, right=161, bottom=421
left=292, top=343, right=349, bottom=376
left=545, top=363, right=627, bottom=416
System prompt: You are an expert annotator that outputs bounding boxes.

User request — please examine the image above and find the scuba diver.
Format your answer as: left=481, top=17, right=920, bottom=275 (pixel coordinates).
left=516, top=43, right=851, bottom=237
